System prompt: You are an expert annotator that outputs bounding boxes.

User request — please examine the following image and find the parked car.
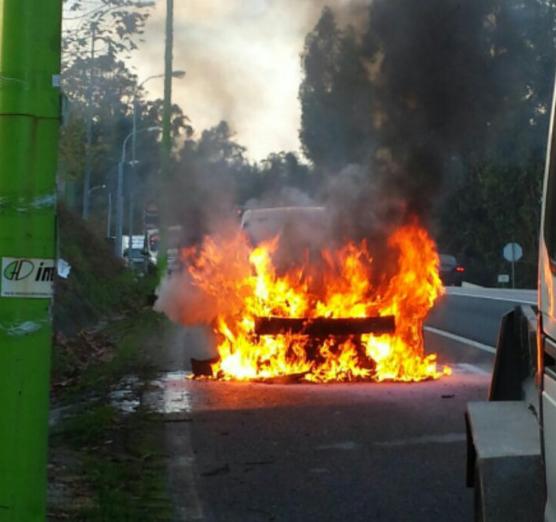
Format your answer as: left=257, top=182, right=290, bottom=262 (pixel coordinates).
left=439, top=254, right=465, bottom=286
left=123, top=247, right=146, bottom=272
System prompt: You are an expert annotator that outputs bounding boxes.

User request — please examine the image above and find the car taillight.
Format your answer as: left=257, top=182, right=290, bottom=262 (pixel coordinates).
left=456, top=266, right=465, bottom=273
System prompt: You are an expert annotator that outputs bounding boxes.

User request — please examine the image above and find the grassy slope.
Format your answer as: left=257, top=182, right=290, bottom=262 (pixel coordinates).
left=55, top=204, right=147, bottom=336
left=49, top=206, right=172, bottom=521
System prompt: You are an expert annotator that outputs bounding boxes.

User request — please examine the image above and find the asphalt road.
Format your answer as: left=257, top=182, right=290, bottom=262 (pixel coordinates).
left=427, top=286, right=537, bottom=346
left=156, top=286, right=536, bottom=522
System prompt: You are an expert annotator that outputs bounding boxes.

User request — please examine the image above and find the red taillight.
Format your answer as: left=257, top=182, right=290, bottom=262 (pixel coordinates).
left=456, top=266, right=465, bottom=273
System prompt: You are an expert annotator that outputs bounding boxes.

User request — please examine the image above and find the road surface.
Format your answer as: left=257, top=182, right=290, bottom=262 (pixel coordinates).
left=427, top=286, right=536, bottom=347
left=154, top=286, right=536, bottom=522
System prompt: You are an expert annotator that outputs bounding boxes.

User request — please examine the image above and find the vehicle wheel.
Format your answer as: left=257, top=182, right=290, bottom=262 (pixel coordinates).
left=474, top=466, right=484, bottom=522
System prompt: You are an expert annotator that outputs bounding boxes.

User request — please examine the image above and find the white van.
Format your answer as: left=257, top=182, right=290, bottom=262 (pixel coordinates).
left=240, top=206, right=329, bottom=247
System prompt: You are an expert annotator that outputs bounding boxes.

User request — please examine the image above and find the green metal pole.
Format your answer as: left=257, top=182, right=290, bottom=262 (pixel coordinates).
left=0, top=2, right=62, bottom=521
left=158, top=0, right=174, bottom=276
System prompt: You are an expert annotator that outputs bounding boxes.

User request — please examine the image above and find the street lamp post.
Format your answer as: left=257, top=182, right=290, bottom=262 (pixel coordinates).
left=82, top=21, right=96, bottom=219
left=115, top=126, right=161, bottom=257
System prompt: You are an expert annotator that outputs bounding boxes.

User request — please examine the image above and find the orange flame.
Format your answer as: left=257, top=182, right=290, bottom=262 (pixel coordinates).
left=180, top=220, right=451, bottom=383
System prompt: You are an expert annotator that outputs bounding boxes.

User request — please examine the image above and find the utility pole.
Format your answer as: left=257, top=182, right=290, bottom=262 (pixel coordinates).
left=129, top=98, right=138, bottom=253
left=0, top=2, right=61, bottom=521
left=159, top=0, right=174, bottom=275
left=162, top=0, right=174, bottom=161
left=82, top=22, right=96, bottom=219
left=107, top=191, right=113, bottom=238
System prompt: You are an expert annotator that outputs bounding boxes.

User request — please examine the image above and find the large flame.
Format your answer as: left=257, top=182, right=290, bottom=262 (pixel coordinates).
left=179, top=220, right=450, bottom=383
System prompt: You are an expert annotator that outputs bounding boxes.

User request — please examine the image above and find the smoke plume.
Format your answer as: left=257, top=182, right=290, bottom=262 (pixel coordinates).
left=359, top=0, right=518, bottom=224
left=154, top=0, right=540, bottom=327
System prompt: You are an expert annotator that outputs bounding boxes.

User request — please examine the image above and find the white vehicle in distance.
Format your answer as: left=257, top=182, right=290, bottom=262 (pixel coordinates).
left=240, top=206, right=328, bottom=247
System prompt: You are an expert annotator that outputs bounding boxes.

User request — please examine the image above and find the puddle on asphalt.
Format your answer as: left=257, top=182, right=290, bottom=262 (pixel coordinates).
left=110, top=371, right=193, bottom=415
left=109, top=375, right=141, bottom=413
left=145, top=371, right=193, bottom=414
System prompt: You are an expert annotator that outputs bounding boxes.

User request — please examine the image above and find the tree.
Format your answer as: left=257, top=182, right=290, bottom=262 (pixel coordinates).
left=60, top=1, right=191, bottom=233
left=63, top=0, right=152, bottom=63
left=257, top=152, right=313, bottom=194
left=433, top=0, right=556, bottom=284
left=439, top=160, right=543, bottom=286
left=299, top=8, right=374, bottom=172
left=297, top=0, right=556, bottom=284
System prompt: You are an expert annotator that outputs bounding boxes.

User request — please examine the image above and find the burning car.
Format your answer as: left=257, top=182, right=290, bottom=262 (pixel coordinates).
left=159, top=206, right=450, bottom=384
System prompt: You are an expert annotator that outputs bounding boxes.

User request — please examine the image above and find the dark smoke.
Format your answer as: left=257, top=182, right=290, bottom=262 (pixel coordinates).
left=361, top=0, right=497, bottom=221
left=158, top=0, right=550, bottom=288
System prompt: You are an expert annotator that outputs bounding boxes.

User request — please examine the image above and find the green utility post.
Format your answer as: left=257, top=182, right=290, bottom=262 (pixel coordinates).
left=0, top=2, right=62, bottom=521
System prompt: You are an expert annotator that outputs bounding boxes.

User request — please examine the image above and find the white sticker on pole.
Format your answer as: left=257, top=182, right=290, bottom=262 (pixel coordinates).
left=1, top=258, right=55, bottom=298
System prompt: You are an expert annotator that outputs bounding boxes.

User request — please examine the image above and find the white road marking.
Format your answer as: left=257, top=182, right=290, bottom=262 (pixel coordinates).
left=424, top=325, right=496, bottom=354
left=452, top=363, right=491, bottom=375
left=374, top=432, right=466, bottom=448
left=445, top=287, right=536, bottom=306
left=167, top=424, right=205, bottom=521
left=147, top=373, right=203, bottom=521
left=316, top=441, right=359, bottom=451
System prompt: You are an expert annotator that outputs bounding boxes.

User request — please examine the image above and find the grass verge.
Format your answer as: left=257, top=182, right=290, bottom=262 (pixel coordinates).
left=48, top=309, right=173, bottom=521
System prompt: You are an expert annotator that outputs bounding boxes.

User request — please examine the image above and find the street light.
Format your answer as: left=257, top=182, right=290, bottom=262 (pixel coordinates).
left=88, top=183, right=106, bottom=195
left=115, top=126, right=162, bottom=257
left=128, top=69, right=185, bottom=252
left=137, top=70, right=186, bottom=92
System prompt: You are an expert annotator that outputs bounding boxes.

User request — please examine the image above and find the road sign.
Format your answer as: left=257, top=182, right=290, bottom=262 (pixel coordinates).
left=497, top=274, right=510, bottom=284
left=144, top=201, right=159, bottom=229
left=503, top=242, right=523, bottom=262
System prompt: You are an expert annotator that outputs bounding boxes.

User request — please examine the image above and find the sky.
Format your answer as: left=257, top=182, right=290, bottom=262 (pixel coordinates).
left=131, top=0, right=370, bottom=161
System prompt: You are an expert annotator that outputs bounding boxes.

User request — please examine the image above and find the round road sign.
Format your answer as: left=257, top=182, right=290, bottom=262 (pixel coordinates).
left=503, top=242, right=523, bottom=262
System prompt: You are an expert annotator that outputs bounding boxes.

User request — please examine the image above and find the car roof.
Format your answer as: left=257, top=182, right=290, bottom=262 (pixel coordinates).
left=439, top=254, right=457, bottom=264
left=240, top=206, right=328, bottom=244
